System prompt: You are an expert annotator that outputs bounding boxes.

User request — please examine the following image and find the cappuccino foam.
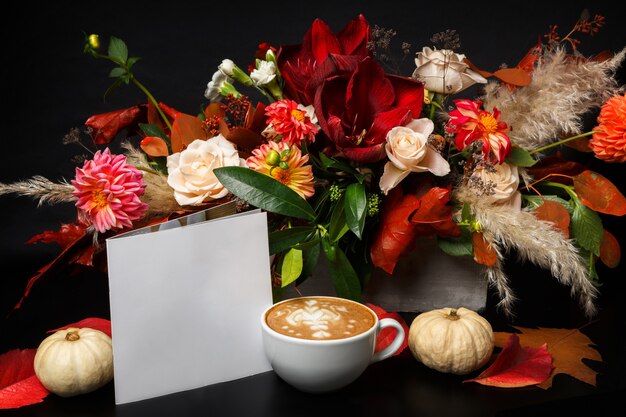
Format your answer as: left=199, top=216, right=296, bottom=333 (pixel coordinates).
left=265, top=297, right=375, bottom=340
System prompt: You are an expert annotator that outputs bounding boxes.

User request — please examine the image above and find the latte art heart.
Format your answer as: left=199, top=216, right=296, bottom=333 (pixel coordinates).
left=266, top=298, right=375, bottom=340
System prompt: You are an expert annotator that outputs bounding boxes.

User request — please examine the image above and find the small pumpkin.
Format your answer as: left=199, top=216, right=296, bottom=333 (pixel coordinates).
left=34, top=327, right=113, bottom=397
left=408, top=307, right=494, bottom=375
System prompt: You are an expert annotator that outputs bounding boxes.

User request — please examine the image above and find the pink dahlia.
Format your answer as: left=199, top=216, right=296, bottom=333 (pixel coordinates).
left=247, top=141, right=315, bottom=199
left=446, top=99, right=511, bottom=164
left=264, top=99, right=318, bottom=146
left=72, top=148, right=148, bottom=233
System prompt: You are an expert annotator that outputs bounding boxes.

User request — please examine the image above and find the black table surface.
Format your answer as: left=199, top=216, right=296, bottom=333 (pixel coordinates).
left=2, top=1, right=626, bottom=416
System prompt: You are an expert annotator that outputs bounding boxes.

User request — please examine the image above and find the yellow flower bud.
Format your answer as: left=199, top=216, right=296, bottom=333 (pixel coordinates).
left=88, top=34, right=100, bottom=50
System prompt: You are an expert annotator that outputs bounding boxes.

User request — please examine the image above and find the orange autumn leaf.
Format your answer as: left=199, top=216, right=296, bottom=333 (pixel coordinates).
left=494, top=326, right=602, bottom=389
left=472, top=232, right=497, bottom=266
left=140, top=136, right=170, bottom=157
left=534, top=200, right=571, bottom=238
left=573, top=170, right=626, bottom=216
left=600, top=229, right=621, bottom=268
left=170, top=113, right=209, bottom=153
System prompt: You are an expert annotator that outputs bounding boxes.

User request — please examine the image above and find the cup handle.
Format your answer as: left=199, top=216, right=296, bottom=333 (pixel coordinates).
left=371, top=317, right=405, bottom=363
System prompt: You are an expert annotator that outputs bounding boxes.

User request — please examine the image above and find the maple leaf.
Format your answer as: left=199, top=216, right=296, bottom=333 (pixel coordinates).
left=493, top=326, right=602, bottom=389
left=0, top=349, right=49, bottom=409
left=464, top=334, right=553, bottom=387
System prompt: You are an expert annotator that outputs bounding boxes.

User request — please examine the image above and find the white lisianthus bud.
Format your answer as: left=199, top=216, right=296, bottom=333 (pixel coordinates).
left=218, top=59, right=236, bottom=77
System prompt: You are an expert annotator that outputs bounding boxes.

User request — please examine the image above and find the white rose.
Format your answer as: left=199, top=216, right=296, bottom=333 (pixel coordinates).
left=218, top=59, right=236, bottom=77
left=204, top=70, right=233, bottom=102
left=379, top=118, right=450, bottom=194
left=250, top=61, right=276, bottom=86
left=472, top=162, right=521, bottom=210
left=413, top=47, right=487, bottom=94
left=167, top=136, right=245, bottom=206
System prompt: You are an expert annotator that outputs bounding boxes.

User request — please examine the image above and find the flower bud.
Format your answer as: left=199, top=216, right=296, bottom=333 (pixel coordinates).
left=88, top=34, right=100, bottom=50
left=218, top=59, right=236, bottom=77
left=265, top=149, right=281, bottom=166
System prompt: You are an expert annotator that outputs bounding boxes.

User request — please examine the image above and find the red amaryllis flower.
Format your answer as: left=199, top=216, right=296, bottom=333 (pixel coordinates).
left=264, top=99, right=318, bottom=146
left=72, top=148, right=148, bottom=233
left=446, top=99, right=512, bottom=164
left=589, top=94, right=626, bottom=163
left=278, top=14, right=370, bottom=104
left=314, top=56, right=424, bottom=163
left=247, top=141, right=315, bottom=199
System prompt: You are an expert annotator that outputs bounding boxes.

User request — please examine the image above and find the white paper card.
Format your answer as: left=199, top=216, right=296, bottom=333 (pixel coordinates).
left=106, top=206, right=273, bottom=404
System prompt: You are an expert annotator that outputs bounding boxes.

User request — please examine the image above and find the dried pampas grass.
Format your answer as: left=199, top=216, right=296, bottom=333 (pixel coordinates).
left=0, top=175, right=75, bottom=206
left=455, top=186, right=598, bottom=318
left=121, top=142, right=181, bottom=218
left=482, top=48, right=625, bottom=151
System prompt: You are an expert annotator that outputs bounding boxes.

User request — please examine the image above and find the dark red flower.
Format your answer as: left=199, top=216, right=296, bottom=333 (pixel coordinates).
left=85, top=105, right=144, bottom=145
left=278, top=14, right=370, bottom=104
left=313, top=56, right=424, bottom=163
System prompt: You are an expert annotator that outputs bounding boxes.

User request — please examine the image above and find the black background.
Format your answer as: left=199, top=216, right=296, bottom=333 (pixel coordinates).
left=1, top=1, right=625, bottom=416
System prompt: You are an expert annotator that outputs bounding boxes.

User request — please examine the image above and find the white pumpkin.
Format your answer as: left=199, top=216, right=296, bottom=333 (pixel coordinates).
left=408, top=307, right=494, bottom=375
left=34, top=327, right=113, bottom=397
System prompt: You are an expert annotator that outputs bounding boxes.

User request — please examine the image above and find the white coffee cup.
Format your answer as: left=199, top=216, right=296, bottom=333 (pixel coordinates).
left=260, top=296, right=405, bottom=393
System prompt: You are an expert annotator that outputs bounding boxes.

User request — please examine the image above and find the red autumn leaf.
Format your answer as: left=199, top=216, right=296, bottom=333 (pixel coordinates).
left=85, top=105, right=144, bottom=145
left=15, top=228, right=91, bottom=310
left=534, top=200, right=571, bottom=239
left=140, top=136, right=170, bottom=157
left=366, top=304, right=409, bottom=356
left=464, top=333, right=553, bottom=388
left=564, top=137, right=593, bottom=152
left=600, top=229, right=620, bottom=268
left=170, top=113, right=209, bottom=153
left=47, top=317, right=112, bottom=337
left=73, top=244, right=96, bottom=267
left=0, top=349, right=49, bottom=409
left=370, top=187, right=422, bottom=274
left=26, top=223, right=87, bottom=249
left=410, top=187, right=461, bottom=238
left=573, top=170, right=626, bottom=216
left=491, top=68, right=532, bottom=87
left=472, top=232, right=497, bottom=266
left=527, top=154, right=586, bottom=184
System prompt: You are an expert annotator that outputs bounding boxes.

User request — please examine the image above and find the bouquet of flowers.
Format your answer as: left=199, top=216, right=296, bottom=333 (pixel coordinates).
left=2, top=13, right=624, bottom=318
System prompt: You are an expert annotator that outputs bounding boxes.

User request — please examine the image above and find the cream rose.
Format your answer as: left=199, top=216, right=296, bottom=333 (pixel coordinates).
left=379, top=118, right=450, bottom=194
left=167, top=136, right=245, bottom=206
left=413, top=47, right=487, bottom=94
left=471, top=162, right=521, bottom=210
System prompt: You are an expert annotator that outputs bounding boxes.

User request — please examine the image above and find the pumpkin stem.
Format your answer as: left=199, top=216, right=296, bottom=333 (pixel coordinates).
left=446, top=309, right=460, bottom=321
left=65, top=331, right=80, bottom=341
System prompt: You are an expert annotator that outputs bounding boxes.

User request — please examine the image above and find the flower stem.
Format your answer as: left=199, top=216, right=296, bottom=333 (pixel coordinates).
left=529, top=131, right=595, bottom=155
left=131, top=77, right=174, bottom=132
left=136, top=166, right=161, bottom=176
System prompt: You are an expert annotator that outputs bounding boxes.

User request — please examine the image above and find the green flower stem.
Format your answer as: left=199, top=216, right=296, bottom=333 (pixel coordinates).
left=136, top=166, right=161, bottom=176
left=528, top=131, right=596, bottom=155
left=131, top=77, right=174, bottom=132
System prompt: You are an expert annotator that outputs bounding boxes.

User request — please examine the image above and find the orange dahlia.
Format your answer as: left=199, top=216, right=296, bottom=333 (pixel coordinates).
left=72, top=148, right=148, bottom=233
left=247, top=141, right=315, bottom=199
left=589, top=94, right=626, bottom=163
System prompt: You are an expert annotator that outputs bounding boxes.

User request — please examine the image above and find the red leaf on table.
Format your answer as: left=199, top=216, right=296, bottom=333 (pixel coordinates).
left=472, top=232, right=497, bottom=266
left=0, top=349, right=49, bottom=409
left=600, top=229, right=621, bottom=268
left=370, top=187, right=421, bottom=274
left=533, top=200, right=571, bottom=239
left=85, top=105, right=144, bottom=145
left=47, top=317, right=112, bottom=337
left=365, top=304, right=408, bottom=356
left=464, top=334, right=553, bottom=388
left=573, top=170, right=626, bottom=216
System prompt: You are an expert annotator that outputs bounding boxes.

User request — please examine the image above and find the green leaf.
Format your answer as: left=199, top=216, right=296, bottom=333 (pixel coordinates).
left=103, top=77, right=124, bottom=101
left=281, top=248, right=303, bottom=288
left=139, top=123, right=169, bottom=142
left=329, top=196, right=349, bottom=242
left=269, top=226, right=315, bottom=255
left=299, top=243, right=321, bottom=282
left=523, top=195, right=572, bottom=213
left=570, top=200, right=603, bottom=256
left=108, top=36, right=128, bottom=64
left=292, top=238, right=321, bottom=251
left=214, top=166, right=316, bottom=221
left=461, top=202, right=472, bottom=222
left=345, top=183, right=367, bottom=239
left=506, top=146, right=538, bottom=167
left=109, top=67, right=126, bottom=78
left=322, top=240, right=361, bottom=301
left=126, top=56, right=141, bottom=69
left=318, top=153, right=364, bottom=182
left=437, top=232, right=473, bottom=257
